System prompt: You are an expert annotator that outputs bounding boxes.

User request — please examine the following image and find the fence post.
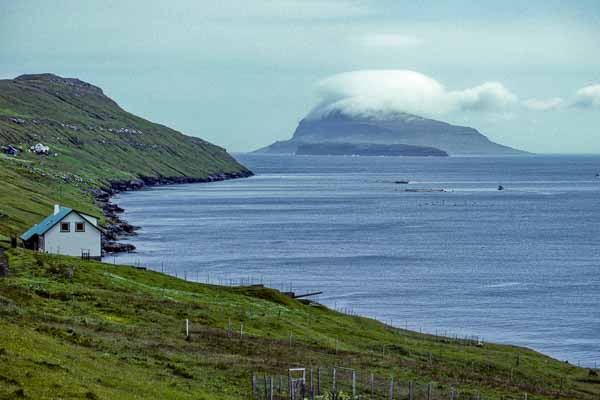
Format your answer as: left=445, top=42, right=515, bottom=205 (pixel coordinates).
left=408, top=381, right=413, bottom=400
left=333, top=368, right=337, bottom=399
left=288, top=370, right=292, bottom=400
left=370, top=374, right=374, bottom=399
left=185, top=319, right=189, bottom=339
left=240, top=323, right=244, bottom=340
left=264, top=375, right=268, bottom=400
left=427, top=383, right=432, bottom=400
left=252, top=374, right=256, bottom=398
left=389, top=376, right=394, bottom=400
left=270, top=376, right=274, bottom=400
left=311, top=369, right=315, bottom=400
left=352, top=370, right=356, bottom=399
left=317, top=368, right=321, bottom=396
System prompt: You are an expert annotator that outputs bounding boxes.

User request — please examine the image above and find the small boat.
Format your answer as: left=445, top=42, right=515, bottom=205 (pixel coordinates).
left=498, top=185, right=504, bottom=191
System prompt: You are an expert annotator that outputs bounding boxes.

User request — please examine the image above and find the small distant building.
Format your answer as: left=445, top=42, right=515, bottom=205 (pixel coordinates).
left=20, top=205, right=102, bottom=260
left=2, top=145, right=19, bottom=156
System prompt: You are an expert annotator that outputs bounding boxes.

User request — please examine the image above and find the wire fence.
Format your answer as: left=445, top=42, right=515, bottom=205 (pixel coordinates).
left=116, top=257, right=600, bottom=370
left=251, top=367, right=529, bottom=400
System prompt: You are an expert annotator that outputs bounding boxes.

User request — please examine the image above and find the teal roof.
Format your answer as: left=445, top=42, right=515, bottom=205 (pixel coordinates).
left=20, top=206, right=74, bottom=241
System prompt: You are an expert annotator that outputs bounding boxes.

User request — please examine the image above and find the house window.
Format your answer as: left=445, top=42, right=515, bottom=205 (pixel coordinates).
left=60, top=222, right=70, bottom=232
left=75, top=222, right=85, bottom=232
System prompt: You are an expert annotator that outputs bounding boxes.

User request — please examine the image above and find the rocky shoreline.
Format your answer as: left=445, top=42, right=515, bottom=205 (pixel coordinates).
left=91, top=170, right=254, bottom=254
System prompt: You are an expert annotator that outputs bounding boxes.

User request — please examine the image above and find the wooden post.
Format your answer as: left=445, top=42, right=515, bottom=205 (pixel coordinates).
left=278, top=375, right=282, bottom=396
left=427, top=383, right=432, bottom=400
left=288, top=370, right=292, bottom=400
left=264, top=375, right=268, bottom=400
left=289, top=332, right=293, bottom=348
left=408, top=381, right=413, bottom=400
left=370, top=374, right=374, bottom=399
left=317, top=368, right=321, bottom=396
left=185, top=319, right=189, bottom=339
left=310, top=368, right=315, bottom=400
left=252, top=374, right=257, bottom=398
left=388, top=376, right=394, bottom=400
left=352, top=370, right=356, bottom=399
left=332, top=368, right=337, bottom=398
left=240, top=323, right=244, bottom=339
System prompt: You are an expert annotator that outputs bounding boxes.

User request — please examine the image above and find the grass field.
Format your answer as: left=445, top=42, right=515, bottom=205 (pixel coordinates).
left=1, top=247, right=598, bottom=399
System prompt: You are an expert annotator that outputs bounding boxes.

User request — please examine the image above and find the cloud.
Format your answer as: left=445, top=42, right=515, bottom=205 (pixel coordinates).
left=449, top=82, right=518, bottom=112
left=523, top=97, right=565, bottom=111
left=573, top=84, right=600, bottom=108
left=358, top=34, right=423, bottom=48
left=309, top=70, right=518, bottom=119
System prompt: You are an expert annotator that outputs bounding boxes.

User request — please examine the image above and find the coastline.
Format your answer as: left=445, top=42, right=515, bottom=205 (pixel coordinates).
left=91, top=170, right=254, bottom=254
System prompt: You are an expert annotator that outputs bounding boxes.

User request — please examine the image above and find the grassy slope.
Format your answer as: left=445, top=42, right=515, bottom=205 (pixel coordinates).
left=0, top=73, right=250, bottom=237
left=1, top=248, right=598, bottom=400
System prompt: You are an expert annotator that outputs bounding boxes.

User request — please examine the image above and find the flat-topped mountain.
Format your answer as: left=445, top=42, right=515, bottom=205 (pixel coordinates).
left=255, top=110, right=526, bottom=155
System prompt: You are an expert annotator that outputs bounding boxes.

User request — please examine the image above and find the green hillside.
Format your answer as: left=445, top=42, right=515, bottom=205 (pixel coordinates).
left=0, top=247, right=598, bottom=399
left=0, top=73, right=251, bottom=237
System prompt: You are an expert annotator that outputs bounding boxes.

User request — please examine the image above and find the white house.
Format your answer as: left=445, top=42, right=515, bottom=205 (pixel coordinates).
left=20, top=205, right=103, bottom=260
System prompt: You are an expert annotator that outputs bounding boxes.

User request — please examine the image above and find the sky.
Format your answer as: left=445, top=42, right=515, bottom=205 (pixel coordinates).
left=1, top=0, right=599, bottom=153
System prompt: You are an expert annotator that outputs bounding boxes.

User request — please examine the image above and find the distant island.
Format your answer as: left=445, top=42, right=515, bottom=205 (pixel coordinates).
left=296, top=142, right=448, bottom=157
left=255, top=109, right=527, bottom=155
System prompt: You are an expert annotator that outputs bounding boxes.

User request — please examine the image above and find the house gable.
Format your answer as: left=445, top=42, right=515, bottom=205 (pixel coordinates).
left=43, top=212, right=102, bottom=257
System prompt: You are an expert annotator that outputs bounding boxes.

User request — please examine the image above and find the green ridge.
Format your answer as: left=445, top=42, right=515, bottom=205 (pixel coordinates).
left=0, top=73, right=251, bottom=237
left=0, top=248, right=598, bottom=399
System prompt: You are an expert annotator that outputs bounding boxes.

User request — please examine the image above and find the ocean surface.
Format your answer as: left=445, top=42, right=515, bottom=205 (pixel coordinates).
left=112, top=154, right=600, bottom=366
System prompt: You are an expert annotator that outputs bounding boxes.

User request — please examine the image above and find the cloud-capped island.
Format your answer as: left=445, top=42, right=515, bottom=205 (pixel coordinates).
left=255, top=70, right=528, bottom=156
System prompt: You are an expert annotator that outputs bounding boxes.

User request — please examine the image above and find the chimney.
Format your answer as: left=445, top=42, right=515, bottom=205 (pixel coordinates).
left=54, top=204, right=60, bottom=215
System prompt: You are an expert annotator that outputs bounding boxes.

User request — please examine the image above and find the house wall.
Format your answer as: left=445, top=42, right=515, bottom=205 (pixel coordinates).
left=42, top=213, right=102, bottom=258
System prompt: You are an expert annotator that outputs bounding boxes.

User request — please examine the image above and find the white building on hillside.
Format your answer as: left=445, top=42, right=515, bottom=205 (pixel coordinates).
left=20, top=205, right=103, bottom=260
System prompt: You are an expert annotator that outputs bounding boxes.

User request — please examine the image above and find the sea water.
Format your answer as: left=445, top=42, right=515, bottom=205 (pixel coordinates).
left=112, top=154, right=600, bottom=365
